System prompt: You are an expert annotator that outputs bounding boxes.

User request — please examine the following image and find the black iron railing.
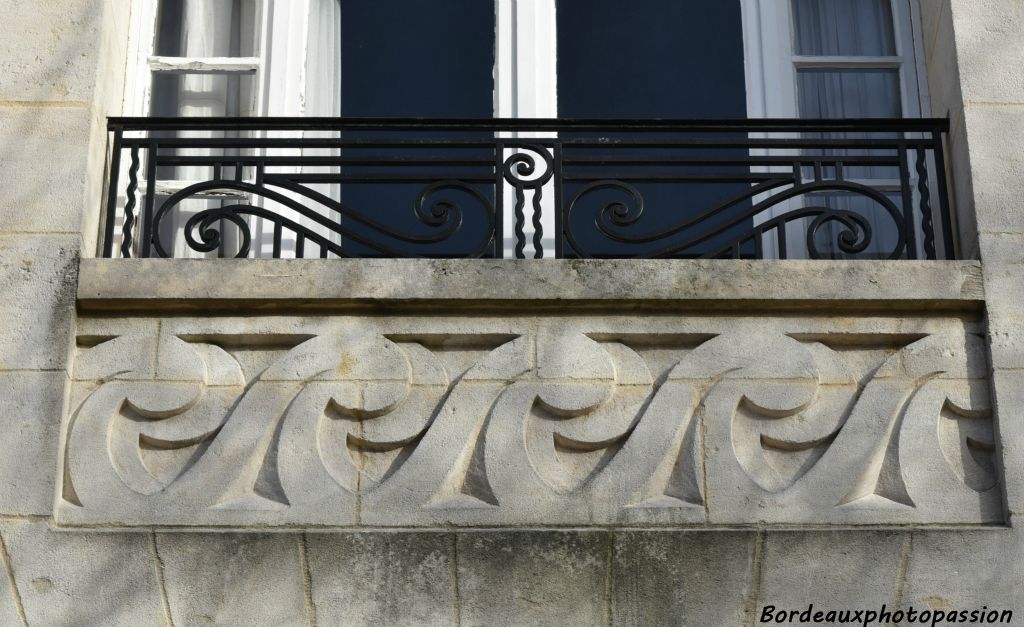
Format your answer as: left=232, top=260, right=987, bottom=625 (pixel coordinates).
left=102, top=117, right=954, bottom=260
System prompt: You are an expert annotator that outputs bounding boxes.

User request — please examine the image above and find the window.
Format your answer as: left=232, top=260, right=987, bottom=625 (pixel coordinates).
left=111, top=0, right=942, bottom=259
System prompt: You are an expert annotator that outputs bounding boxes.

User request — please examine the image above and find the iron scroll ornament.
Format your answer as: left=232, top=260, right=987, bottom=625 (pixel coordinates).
left=502, top=144, right=555, bottom=259
left=564, top=178, right=906, bottom=259
left=149, top=179, right=496, bottom=258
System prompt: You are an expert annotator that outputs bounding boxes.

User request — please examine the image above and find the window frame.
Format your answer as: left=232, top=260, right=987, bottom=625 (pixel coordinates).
left=119, top=0, right=937, bottom=260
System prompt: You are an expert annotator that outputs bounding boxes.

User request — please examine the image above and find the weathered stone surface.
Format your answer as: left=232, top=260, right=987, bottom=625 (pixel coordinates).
left=756, top=531, right=906, bottom=613
left=0, top=371, right=65, bottom=515
left=1, top=520, right=165, bottom=627
left=611, top=531, right=754, bottom=627
left=950, top=0, right=1024, bottom=103
left=989, top=371, right=1024, bottom=514
left=55, top=313, right=1001, bottom=529
left=0, top=0, right=103, bottom=102
left=307, top=533, right=455, bottom=626
left=456, top=532, right=607, bottom=627
left=901, top=531, right=1024, bottom=617
left=76, top=259, right=985, bottom=312
left=0, top=107, right=92, bottom=234
left=0, top=539, right=22, bottom=627
left=962, top=108, right=1024, bottom=236
left=0, top=235, right=78, bottom=370
left=157, top=533, right=308, bottom=627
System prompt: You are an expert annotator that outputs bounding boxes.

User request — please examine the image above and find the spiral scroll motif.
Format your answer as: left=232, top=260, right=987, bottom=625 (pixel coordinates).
left=502, top=145, right=554, bottom=258
left=151, top=179, right=496, bottom=258
left=565, top=177, right=906, bottom=259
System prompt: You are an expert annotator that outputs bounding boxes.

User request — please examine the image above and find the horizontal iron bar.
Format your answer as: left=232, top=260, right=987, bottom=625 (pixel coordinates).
left=109, top=117, right=950, bottom=133
left=152, top=155, right=497, bottom=167
left=118, top=137, right=939, bottom=151
left=563, top=155, right=903, bottom=166
left=136, top=137, right=503, bottom=148
left=563, top=173, right=788, bottom=182
left=264, top=174, right=497, bottom=184
left=560, top=139, right=932, bottom=149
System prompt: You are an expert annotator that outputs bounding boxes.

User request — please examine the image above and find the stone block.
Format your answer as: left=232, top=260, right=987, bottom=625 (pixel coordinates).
left=0, top=540, right=22, bottom=627
left=0, top=235, right=78, bottom=371
left=0, top=371, right=65, bottom=515
left=950, top=0, right=1024, bottom=103
left=0, top=0, right=104, bottom=102
left=611, top=531, right=754, bottom=627
left=0, top=107, right=92, bottom=234
left=987, top=317, right=1024, bottom=370
left=978, top=232, right=1024, bottom=267
left=0, top=520, right=165, bottom=627
left=962, top=107, right=1024, bottom=235
left=456, top=532, right=608, bottom=627
left=756, top=531, right=906, bottom=612
left=901, top=531, right=1024, bottom=617
left=306, top=533, right=455, bottom=627
left=948, top=115, right=979, bottom=260
left=156, top=533, right=308, bottom=627
left=990, top=371, right=1024, bottom=513
left=76, top=258, right=985, bottom=312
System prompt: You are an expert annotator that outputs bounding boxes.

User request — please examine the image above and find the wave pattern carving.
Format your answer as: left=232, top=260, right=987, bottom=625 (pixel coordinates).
left=58, top=318, right=1001, bottom=528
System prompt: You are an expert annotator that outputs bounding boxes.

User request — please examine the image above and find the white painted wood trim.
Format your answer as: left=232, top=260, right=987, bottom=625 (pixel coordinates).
left=148, top=56, right=262, bottom=74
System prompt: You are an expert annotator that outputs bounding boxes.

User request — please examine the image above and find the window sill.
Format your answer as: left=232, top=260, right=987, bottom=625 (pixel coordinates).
left=76, top=258, right=984, bottom=315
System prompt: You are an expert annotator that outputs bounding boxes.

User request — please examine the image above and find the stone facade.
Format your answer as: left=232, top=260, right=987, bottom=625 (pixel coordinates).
left=0, top=1, right=1021, bottom=625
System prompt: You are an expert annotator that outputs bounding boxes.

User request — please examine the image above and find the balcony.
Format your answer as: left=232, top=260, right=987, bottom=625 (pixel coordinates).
left=101, top=117, right=954, bottom=260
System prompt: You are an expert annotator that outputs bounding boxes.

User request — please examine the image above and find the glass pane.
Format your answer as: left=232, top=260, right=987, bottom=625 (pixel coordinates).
left=155, top=0, right=258, bottom=57
left=340, top=0, right=494, bottom=117
left=792, top=0, right=896, bottom=56
left=798, top=69, right=901, bottom=118
left=150, top=72, right=256, bottom=117
left=558, top=0, right=746, bottom=118
left=557, top=0, right=753, bottom=258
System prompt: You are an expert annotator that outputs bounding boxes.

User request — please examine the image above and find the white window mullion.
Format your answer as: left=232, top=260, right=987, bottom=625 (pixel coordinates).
left=496, top=0, right=557, bottom=258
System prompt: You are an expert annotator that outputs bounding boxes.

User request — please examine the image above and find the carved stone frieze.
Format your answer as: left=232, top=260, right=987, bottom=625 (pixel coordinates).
left=55, top=315, right=1002, bottom=528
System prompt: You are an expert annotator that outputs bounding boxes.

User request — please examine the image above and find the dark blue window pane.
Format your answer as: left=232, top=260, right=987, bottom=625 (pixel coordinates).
left=557, top=0, right=752, bottom=258
left=341, top=0, right=494, bottom=117
left=338, top=1, right=497, bottom=257
left=557, top=0, right=747, bottom=119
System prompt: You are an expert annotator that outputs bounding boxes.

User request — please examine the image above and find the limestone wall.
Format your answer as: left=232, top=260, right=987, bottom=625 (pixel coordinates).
left=0, top=1, right=1021, bottom=625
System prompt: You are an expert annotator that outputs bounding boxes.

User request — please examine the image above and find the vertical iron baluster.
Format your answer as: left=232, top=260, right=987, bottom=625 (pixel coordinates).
left=898, top=140, right=918, bottom=259
left=295, top=233, right=305, bottom=258
left=531, top=168, right=544, bottom=259
left=930, top=130, right=955, bottom=259
left=553, top=141, right=564, bottom=259
left=103, top=129, right=123, bottom=258
left=915, top=145, right=936, bottom=260
left=777, top=224, right=788, bottom=260
left=140, top=142, right=158, bottom=257
left=513, top=182, right=527, bottom=260
left=272, top=222, right=282, bottom=259
left=495, top=140, right=505, bottom=259
left=120, top=145, right=141, bottom=259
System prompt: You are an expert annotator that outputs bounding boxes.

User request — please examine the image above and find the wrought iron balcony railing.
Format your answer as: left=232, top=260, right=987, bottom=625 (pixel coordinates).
left=101, top=117, right=954, bottom=260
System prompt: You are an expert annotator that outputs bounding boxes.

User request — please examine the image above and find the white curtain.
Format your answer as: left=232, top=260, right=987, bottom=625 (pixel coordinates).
left=159, top=0, right=256, bottom=257
left=791, top=0, right=896, bottom=56
left=786, top=0, right=903, bottom=259
left=250, top=0, right=342, bottom=257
